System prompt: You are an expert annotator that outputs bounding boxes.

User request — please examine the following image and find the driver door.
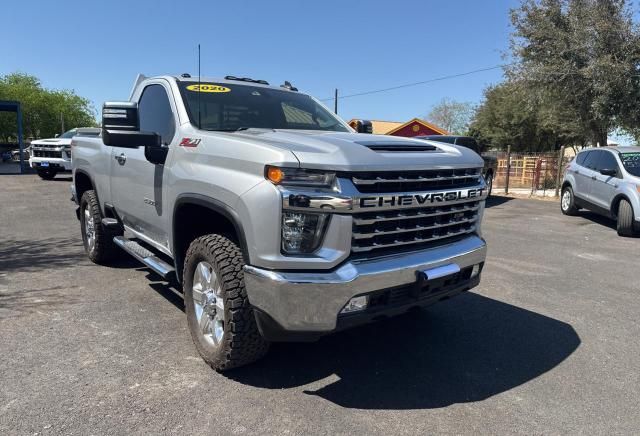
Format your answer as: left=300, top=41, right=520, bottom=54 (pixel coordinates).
left=109, top=82, right=176, bottom=249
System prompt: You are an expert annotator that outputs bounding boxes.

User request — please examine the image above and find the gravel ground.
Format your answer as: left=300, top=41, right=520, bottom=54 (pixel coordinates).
left=1, top=174, right=638, bottom=435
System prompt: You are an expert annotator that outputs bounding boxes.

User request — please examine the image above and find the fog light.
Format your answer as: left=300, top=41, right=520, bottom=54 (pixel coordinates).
left=281, top=212, right=328, bottom=254
left=341, top=296, right=368, bottom=314
left=471, top=264, right=481, bottom=278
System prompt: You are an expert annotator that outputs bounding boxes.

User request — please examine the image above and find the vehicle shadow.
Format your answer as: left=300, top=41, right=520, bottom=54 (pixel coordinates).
left=226, top=292, right=580, bottom=410
left=485, top=195, right=513, bottom=208
left=574, top=210, right=617, bottom=231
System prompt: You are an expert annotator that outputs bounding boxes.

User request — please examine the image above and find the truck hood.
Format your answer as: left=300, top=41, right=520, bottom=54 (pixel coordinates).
left=30, top=138, right=72, bottom=146
left=227, top=129, right=484, bottom=171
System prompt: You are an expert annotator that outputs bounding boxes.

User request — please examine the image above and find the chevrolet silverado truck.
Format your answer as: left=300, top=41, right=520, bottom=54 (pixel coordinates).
left=71, top=74, right=488, bottom=370
left=30, top=128, right=100, bottom=179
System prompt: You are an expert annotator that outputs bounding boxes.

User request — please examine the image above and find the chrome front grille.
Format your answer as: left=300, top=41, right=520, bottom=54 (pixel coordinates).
left=33, top=149, right=63, bottom=158
left=348, top=168, right=482, bottom=194
left=351, top=201, right=480, bottom=254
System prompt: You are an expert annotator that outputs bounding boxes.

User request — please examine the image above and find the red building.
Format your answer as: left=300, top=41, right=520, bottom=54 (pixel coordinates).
left=348, top=118, right=448, bottom=137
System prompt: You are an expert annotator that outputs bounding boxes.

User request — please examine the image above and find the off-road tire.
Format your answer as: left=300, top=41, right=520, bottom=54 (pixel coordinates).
left=560, top=186, right=579, bottom=216
left=79, top=190, right=120, bottom=264
left=485, top=172, right=493, bottom=197
left=37, top=169, right=57, bottom=180
left=616, top=199, right=638, bottom=237
left=183, top=234, right=269, bottom=371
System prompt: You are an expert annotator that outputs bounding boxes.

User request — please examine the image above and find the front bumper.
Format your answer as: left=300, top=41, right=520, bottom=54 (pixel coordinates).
left=244, top=235, right=486, bottom=339
left=30, top=158, right=72, bottom=171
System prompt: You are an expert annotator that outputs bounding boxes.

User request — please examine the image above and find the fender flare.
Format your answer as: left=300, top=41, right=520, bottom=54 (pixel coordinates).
left=172, top=193, right=251, bottom=281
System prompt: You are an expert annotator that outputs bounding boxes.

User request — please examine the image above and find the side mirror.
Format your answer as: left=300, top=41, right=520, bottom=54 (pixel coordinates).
left=600, top=168, right=617, bottom=177
left=54, top=133, right=60, bottom=138
left=102, top=101, right=160, bottom=148
left=353, top=119, right=373, bottom=134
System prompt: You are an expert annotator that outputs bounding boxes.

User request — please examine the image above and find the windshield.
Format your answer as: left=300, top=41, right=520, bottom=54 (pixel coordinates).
left=619, top=152, right=640, bottom=177
left=178, top=82, right=349, bottom=132
left=59, top=129, right=77, bottom=138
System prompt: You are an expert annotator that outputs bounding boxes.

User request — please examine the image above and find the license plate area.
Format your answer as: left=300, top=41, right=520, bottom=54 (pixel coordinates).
left=40, top=161, right=49, bottom=167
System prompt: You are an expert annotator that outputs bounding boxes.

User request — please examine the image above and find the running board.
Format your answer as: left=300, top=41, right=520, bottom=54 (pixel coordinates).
left=113, top=236, right=175, bottom=279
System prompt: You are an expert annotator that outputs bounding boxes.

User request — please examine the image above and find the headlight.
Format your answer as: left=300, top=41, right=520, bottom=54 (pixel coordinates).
left=266, top=166, right=335, bottom=188
left=281, top=212, right=328, bottom=254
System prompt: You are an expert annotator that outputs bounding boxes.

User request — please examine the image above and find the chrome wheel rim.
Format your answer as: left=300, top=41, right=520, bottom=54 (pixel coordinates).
left=486, top=175, right=493, bottom=193
left=192, top=261, right=225, bottom=347
left=561, top=190, right=571, bottom=211
left=83, top=206, right=95, bottom=253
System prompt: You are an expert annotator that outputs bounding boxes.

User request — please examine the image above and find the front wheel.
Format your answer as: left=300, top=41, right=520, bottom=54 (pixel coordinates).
left=183, top=234, right=269, bottom=371
left=37, top=169, right=57, bottom=180
left=617, top=199, right=638, bottom=237
left=560, top=186, right=579, bottom=216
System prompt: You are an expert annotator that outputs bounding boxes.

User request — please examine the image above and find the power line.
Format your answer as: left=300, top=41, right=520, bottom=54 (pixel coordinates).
left=320, top=64, right=514, bottom=102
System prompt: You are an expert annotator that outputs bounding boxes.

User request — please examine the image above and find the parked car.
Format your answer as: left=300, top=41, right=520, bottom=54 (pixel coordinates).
left=416, top=135, right=497, bottom=195
left=29, top=128, right=100, bottom=180
left=11, top=146, right=30, bottom=162
left=561, top=146, right=640, bottom=236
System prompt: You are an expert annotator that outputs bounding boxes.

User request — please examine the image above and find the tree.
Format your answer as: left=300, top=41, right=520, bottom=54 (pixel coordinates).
left=0, top=73, right=96, bottom=142
left=425, top=98, right=474, bottom=135
left=509, top=0, right=640, bottom=147
left=470, top=80, right=589, bottom=152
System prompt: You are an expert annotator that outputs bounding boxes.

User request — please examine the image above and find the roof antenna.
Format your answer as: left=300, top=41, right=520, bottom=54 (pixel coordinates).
left=197, top=43, right=202, bottom=129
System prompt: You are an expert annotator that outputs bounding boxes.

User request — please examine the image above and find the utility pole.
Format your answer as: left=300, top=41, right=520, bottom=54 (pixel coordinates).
left=554, top=145, right=566, bottom=197
left=505, top=144, right=512, bottom=195
left=334, top=89, right=338, bottom=114
left=60, top=112, right=65, bottom=134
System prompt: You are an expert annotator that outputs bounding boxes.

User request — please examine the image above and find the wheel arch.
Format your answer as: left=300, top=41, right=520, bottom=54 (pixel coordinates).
left=172, top=194, right=250, bottom=283
left=74, top=170, right=96, bottom=202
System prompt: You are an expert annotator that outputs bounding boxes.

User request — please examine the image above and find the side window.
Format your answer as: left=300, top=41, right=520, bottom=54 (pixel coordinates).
left=598, top=151, right=620, bottom=174
left=576, top=151, right=589, bottom=166
left=582, top=151, right=600, bottom=170
left=138, top=84, right=175, bottom=145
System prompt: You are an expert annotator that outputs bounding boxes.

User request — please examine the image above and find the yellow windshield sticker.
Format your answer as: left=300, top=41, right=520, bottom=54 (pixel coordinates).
left=186, top=84, right=231, bottom=93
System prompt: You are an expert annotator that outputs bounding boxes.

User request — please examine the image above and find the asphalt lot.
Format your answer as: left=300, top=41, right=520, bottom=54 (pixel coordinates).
left=1, top=174, right=639, bottom=435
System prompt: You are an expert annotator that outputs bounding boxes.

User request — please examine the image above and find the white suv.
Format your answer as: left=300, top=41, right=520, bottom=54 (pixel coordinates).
left=561, top=146, right=640, bottom=236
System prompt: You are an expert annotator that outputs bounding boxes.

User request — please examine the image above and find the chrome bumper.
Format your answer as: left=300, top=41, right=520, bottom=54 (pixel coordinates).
left=244, top=235, right=486, bottom=332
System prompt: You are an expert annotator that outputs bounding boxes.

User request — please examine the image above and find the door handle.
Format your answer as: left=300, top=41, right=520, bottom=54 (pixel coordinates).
left=115, top=153, right=126, bottom=165
left=591, top=175, right=597, bottom=180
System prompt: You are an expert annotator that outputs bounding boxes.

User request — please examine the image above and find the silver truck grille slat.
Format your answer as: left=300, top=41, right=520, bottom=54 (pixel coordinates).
left=348, top=168, right=482, bottom=194
left=352, top=225, right=477, bottom=253
left=353, top=216, right=478, bottom=239
left=352, top=173, right=478, bottom=185
left=352, top=204, right=479, bottom=225
left=33, top=150, right=63, bottom=158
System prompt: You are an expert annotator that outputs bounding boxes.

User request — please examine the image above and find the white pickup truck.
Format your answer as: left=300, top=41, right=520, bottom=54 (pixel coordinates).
left=30, top=128, right=100, bottom=179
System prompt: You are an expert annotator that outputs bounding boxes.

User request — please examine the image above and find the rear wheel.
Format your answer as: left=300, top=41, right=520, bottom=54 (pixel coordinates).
left=79, top=190, right=119, bottom=263
left=616, top=199, right=638, bottom=237
left=560, top=186, right=579, bottom=216
left=37, top=169, right=57, bottom=180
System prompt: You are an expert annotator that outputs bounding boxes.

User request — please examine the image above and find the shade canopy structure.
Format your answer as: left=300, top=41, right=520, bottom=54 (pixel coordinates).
left=0, top=100, right=25, bottom=173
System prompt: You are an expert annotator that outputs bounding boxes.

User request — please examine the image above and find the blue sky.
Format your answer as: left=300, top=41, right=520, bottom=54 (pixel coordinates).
left=2, top=0, right=519, bottom=123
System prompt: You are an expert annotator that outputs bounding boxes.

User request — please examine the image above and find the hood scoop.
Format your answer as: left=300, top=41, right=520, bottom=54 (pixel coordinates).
left=355, top=140, right=438, bottom=153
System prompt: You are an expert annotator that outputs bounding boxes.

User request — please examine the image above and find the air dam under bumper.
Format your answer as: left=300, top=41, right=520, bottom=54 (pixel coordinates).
left=244, top=235, right=486, bottom=339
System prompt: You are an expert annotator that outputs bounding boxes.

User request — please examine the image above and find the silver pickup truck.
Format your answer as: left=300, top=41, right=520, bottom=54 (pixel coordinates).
left=72, top=74, right=488, bottom=370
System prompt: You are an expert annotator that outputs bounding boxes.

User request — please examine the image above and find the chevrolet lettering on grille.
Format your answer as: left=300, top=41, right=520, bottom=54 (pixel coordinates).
left=357, top=187, right=487, bottom=210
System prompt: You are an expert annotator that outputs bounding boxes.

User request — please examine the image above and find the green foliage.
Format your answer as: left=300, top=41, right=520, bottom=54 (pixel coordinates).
left=0, top=73, right=96, bottom=142
left=425, top=98, right=475, bottom=135
left=509, top=0, right=640, bottom=147
left=472, top=0, right=640, bottom=151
